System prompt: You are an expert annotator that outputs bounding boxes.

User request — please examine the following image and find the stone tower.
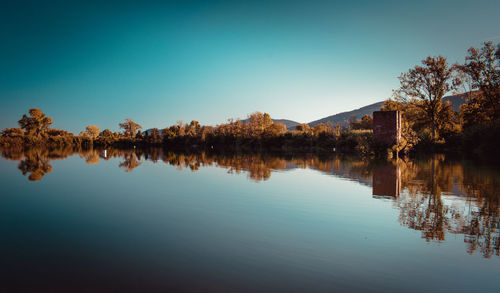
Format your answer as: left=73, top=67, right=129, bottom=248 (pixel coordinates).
left=373, top=111, right=401, bottom=146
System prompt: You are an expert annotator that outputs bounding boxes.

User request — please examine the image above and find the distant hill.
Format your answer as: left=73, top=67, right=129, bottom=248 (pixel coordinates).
left=144, top=93, right=469, bottom=133
left=241, top=118, right=301, bottom=130
left=308, top=93, right=469, bottom=127
left=443, top=93, right=468, bottom=111
left=272, top=119, right=301, bottom=130
left=308, top=101, right=385, bottom=127
left=143, top=128, right=160, bottom=135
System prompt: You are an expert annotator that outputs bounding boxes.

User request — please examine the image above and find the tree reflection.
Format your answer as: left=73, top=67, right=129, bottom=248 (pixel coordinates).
left=390, top=156, right=499, bottom=257
left=119, top=152, right=142, bottom=172
left=0, top=145, right=498, bottom=257
left=18, top=152, right=53, bottom=181
left=81, top=149, right=100, bottom=165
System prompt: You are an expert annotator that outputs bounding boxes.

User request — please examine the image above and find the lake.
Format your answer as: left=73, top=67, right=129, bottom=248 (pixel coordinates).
left=0, top=147, right=498, bottom=292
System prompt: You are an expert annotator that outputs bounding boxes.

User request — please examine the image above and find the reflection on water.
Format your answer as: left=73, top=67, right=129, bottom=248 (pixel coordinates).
left=1, top=146, right=499, bottom=259
left=396, top=156, right=499, bottom=258
left=372, top=162, right=401, bottom=197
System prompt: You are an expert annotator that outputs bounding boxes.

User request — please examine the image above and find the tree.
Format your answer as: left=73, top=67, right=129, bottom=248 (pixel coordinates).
left=176, top=120, right=186, bottom=136
left=458, top=41, right=500, bottom=127
left=312, top=123, right=329, bottom=135
left=187, top=120, right=201, bottom=136
left=360, top=114, right=373, bottom=129
left=350, top=114, right=373, bottom=130
left=119, top=118, right=142, bottom=137
left=247, top=112, right=273, bottom=137
left=265, top=122, right=287, bottom=137
left=1, top=128, right=24, bottom=137
left=395, top=56, right=460, bottom=141
left=333, top=123, right=341, bottom=136
left=85, top=125, right=100, bottom=139
left=99, top=129, right=114, bottom=138
left=295, top=123, right=311, bottom=133
left=18, top=108, right=53, bottom=137
left=147, top=128, right=160, bottom=142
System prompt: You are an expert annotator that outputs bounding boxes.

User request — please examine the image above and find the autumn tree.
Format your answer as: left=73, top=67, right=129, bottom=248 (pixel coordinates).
left=99, top=129, right=114, bottom=138
left=395, top=56, right=460, bottom=141
left=176, top=120, right=186, bottom=136
left=119, top=118, right=142, bottom=137
left=18, top=108, right=54, bottom=137
left=247, top=112, right=273, bottom=137
left=187, top=120, right=201, bottom=136
left=361, top=114, right=373, bottom=129
left=458, top=41, right=500, bottom=127
left=350, top=114, right=373, bottom=130
left=85, top=125, right=100, bottom=139
left=225, top=119, right=244, bottom=138
left=333, top=123, right=341, bottom=136
left=146, top=128, right=160, bottom=143
left=1, top=128, right=24, bottom=137
left=295, top=123, right=311, bottom=133
left=264, top=122, right=287, bottom=137
left=312, top=123, right=330, bottom=135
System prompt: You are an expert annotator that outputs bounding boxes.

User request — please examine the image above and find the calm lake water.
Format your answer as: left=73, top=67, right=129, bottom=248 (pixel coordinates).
left=0, top=147, right=498, bottom=292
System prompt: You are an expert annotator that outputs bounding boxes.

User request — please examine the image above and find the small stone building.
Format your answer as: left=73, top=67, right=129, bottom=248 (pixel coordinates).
left=373, top=111, right=401, bottom=146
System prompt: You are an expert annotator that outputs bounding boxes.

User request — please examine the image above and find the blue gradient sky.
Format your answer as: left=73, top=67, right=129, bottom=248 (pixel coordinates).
left=1, top=0, right=499, bottom=133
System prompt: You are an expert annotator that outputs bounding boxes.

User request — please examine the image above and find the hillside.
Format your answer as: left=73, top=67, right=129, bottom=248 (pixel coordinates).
left=241, top=118, right=301, bottom=130
left=272, top=119, right=301, bottom=130
left=308, top=92, right=469, bottom=127
left=442, top=93, right=468, bottom=111
left=308, top=101, right=385, bottom=127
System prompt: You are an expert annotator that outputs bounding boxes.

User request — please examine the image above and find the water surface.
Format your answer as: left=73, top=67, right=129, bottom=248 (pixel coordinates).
left=0, top=147, right=498, bottom=292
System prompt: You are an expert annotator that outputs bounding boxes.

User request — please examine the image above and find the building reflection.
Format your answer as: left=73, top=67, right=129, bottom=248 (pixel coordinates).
left=372, top=161, right=401, bottom=198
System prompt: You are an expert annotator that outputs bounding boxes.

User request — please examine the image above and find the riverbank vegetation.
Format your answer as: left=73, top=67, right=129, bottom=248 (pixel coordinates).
left=1, top=42, right=498, bottom=158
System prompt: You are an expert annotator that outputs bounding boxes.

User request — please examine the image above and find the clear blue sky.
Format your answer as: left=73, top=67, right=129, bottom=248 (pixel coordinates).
left=1, top=0, right=499, bottom=133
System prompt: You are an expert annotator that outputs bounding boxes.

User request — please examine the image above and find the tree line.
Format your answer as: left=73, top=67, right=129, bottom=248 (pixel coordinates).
left=0, top=108, right=349, bottom=152
left=0, top=42, right=498, bottom=157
